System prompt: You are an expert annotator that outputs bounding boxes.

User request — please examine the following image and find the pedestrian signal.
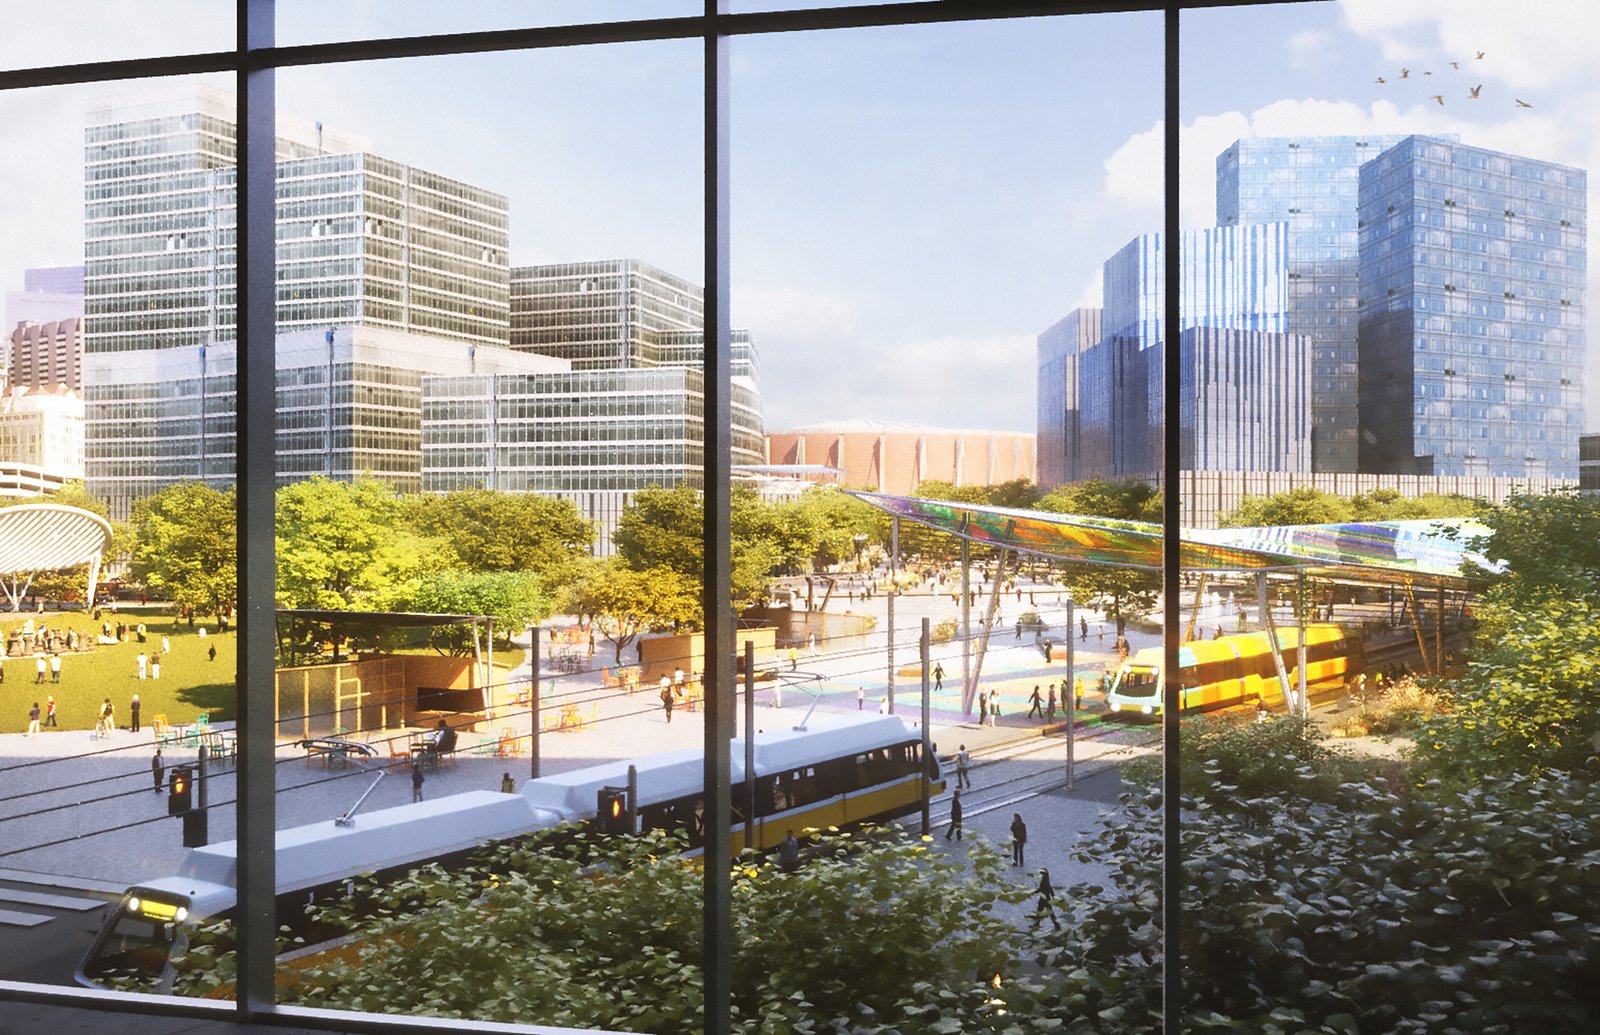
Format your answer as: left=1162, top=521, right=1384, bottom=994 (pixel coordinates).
left=167, top=765, right=193, bottom=816
left=596, top=786, right=629, bottom=834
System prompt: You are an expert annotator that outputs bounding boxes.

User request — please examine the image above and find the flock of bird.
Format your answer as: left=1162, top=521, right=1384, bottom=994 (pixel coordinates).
left=1373, top=51, right=1533, bottom=109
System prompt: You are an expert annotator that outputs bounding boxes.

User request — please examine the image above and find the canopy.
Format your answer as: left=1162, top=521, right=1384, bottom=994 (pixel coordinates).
left=851, top=491, right=1494, bottom=586
left=0, top=503, right=115, bottom=610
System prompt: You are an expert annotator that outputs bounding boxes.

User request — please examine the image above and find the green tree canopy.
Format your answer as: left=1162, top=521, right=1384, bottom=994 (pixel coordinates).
left=395, top=570, right=554, bottom=654
left=1217, top=485, right=1351, bottom=527
left=402, top=489, right=594, bottom=578
left=1037, top=477, right=1162, bottom=523
left=1036, top=480, right=1162, bottom=632
left=563, top=559, right=700, bottom=663
left=128, top=483, right=238, bottom=620
left=275, top=478, right=440, bottom=610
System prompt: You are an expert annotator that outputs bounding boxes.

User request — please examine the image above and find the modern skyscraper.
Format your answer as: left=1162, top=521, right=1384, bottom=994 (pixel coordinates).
left=1072, top=223, right=1300, bottom=478
left=1035, top=308, right=1101, bottom=489
left=1357, top=136, right=1586, bottom=478
left=80, top=87, right=515, bottom=507
left=1217, top=135, right=1415, bottom=472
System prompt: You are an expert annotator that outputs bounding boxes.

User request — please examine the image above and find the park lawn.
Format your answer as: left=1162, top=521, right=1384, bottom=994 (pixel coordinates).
left=0, top=610, right=236, bottom=734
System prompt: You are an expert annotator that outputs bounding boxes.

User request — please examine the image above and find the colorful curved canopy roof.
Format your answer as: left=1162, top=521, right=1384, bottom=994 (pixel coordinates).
left=851, top=491, right=1494, bottom=585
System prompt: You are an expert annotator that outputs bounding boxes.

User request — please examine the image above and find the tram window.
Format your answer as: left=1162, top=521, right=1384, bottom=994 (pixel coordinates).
left=641, top=804, right=673, bottom=831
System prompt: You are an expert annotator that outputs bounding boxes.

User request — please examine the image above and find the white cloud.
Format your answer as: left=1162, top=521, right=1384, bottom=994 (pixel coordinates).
left=1286, top=29, right=1335, bottom=70
left=1340, top=0, right=1600, bottom=93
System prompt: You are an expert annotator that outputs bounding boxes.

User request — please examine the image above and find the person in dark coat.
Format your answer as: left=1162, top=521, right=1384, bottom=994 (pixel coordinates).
left=152, top=749, right=164, bottom=793
left=434, top=719, right=457, bottom=756
left=978, top=693, right=988, bottom=726
left=777, top=829, right=801, bottom=872
left=411, top=764, right=425, bottom=803
left=1027, top=685, right=1044, bottom=719
left=1031, top=868, right=1061, bottom=930
left=943, top=789, right=963, bottom=841
left=129, top=694, right=141, bottom=733
left=1010, top=813, right=1028, bottom=867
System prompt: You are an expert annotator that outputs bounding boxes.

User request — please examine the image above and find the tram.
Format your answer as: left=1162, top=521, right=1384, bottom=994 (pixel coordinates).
left=1106, top=623, right=1362, bottom=718
left=76, top=714, right=944, bottom=991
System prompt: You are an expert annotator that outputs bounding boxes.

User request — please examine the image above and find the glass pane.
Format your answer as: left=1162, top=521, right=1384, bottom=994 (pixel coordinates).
left=1179, top=2, right=1596, bottom=1032
left=0, top=75, right=242, bottom=996
left=0, top=3, right=234, bottom=71
left=276, top=0, right=696, bottom=47
left=264, top=41, right=703, bottom=1027
left=737, top=12, right=1165, bottom=1030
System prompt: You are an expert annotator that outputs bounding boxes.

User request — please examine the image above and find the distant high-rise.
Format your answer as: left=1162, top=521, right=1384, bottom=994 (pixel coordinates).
left=1218, top=135, right=1414, bottom=472
left=7, top=318, right=82, bottom=391
left=5, top=265, right=84, bottom=337
left=1035, top=308, right=1100, bottom=489
left=1072, top=224, right=1302, bottom=478
left=1358, top=136, right=1586, bottom=478
left=80, top=87, right=514, bottom=507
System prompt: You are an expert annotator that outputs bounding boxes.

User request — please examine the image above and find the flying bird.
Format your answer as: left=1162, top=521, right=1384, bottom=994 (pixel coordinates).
left=1516, top=98, right=1533, bottom=108
left=1449, top=61, right=1460, bottom=70
left=1431, top=94, right=1445, bottom=105
left=1475, top=51, right=1486, bottom=60
left=1423, top=70, right=1433, bottom=76
left=1375, top=76, right=1386, bottom=84
left=1469, top=84, right=1482, bottom=99
left=1399, top=68, right=1410, bottom=79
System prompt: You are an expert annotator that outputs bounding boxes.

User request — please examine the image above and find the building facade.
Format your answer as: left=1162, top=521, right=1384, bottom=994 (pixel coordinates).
left=7, top=317, right=82, bottom=391
left=1035, top=308, right=1101, bottom=489
left=1217, top=135, right=1415, bottom=472
left=1580, top=432, right=1600, bottom=492
left=1174, top=326, right=1310, bottom=472
left=86, top=326, right=560, bottom=513
left=1358, top=136, right=1586, bottom=478
left=764, top=420, right=1035, bottom=496
left=0, top=385, right=84, bottom=483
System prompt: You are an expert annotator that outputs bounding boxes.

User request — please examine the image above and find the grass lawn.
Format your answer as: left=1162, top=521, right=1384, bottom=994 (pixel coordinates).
left=0, top=609, right=236, bottom=734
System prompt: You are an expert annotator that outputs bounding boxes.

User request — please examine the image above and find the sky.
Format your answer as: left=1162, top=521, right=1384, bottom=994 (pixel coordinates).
left=2, top=0, right=1598, bottom=434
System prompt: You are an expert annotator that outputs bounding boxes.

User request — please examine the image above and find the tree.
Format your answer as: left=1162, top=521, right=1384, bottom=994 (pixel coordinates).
left=397, top=570, right=555, bottom=654
left=275, top=479, right=440, bottom=610
left=402, top=490, right=594, bottom=578
left=1036, top=481, right=1162, bottom=633
left=1037, top=478, right=1162, bottom=523
left=780, top=487, right=889, bottom=570
left=612, top=485, right=704, bottom=578
left=1348, top=487, right=1479, bottom=522
left=127, top=483, right=238, bottom=621
left=562, top=560, right=699, bottom=663
left=1217, top=486, right=1351, bottom=528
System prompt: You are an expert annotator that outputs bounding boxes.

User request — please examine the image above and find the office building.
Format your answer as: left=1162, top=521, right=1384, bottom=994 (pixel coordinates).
left=1358, top=136, right=1586, bottom=478
left=81, top=87, right=512, bottom=505
left=1035, top=308, right=1101, bottom=489
left=1072, top=223, right=1297, bottom=478
left=4, top=265, right=84, bottom=332
left=765, top=421, right=1035, bottom=495
left=0, top=384, right=84, bottom=483
left=86, top=326, right=562, bottom=509
left=1218, top=135, right=1414, bottom=471
left=7, top=317, right=82, bottom=391
left=1172, top=326, right=1310, bottom=471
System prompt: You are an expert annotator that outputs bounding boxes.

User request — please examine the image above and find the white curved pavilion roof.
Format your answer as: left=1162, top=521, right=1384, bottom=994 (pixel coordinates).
left=0, top=504, right=114, bottom=574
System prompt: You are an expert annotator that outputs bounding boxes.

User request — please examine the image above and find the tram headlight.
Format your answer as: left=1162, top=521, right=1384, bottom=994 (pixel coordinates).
left=175, top=907, right=189, bottom=922
left=127, top=896, right=141, bottom=914
left=1141, top=705, right=1153, bottom=715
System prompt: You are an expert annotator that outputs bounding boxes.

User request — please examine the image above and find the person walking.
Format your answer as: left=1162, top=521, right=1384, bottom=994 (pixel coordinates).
left=26, top=702, right=40, bottom=737
left=162, top=635, right=170, bottom=654
left=661, top=683, right=675, bottom=724
left=150, top=657, right=161, bottom=680
left=411, top=764, right=425, bottom=803
left=1027, top=685, right=1044, bottom=720
left=933, top=662, right=944, bottom=692
left=137, top=653, right=147, bottom=680
left=97, top=697, right=113, bottom=738
left=49, top=654, right=60, bottom=683
left=152, top=748, right=164, bottom=793
left=44, top=695, right=56, bottom=728
left=1080, top=616, right=1088, bottom=641
left=1031, top=868, right=1061, bottom=930
left=34, top=656, right=45, bottom=684
left=788, top=646, right=798, bottom=672
left=955, top=744, right=971, bottom=789
left=943, top=789, right=963, bottom=841
left=856, top=686, right=865, bottom=711
left=208, top=644, right=217, bottom=662
left=130, top=693, right=141, bottom=733
left=977, top=692, right=988, bottom=727
left=500, top=772, right=516, bottom=794
left=1009, top=813, right=1027, bottom=867
left=1043, top=640, right=1053, bottom=663
left=1046, top=684, right=1057, bottom=722
left=988, top=689, right=1000, bottom=726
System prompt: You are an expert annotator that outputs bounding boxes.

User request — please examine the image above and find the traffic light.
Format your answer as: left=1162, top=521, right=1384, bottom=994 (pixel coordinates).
left=596, top=786, right=629, bottom=834
left=167, top=765, right=193, bottom=816
left=182, top=807, right=209, bottom=848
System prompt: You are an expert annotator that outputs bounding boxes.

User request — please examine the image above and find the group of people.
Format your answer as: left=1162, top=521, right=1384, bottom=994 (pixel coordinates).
left=939, top=773, right=1060, bottom=930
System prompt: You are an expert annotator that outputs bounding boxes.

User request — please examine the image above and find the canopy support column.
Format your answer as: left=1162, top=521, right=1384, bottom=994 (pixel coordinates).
left=967, top=528, right=1014, bottom=716
left=1404, top=581, right=1432, bottom=674
left=1258, top=573, right=1292, bottom=711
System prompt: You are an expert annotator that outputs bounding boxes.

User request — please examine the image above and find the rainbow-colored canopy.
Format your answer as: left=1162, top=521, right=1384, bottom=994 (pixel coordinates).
left=851, top=492, right=1495, bottom=585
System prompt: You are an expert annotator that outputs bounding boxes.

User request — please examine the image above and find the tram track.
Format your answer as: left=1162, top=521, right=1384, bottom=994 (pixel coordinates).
left=926, top=723, right=1158, bottom=823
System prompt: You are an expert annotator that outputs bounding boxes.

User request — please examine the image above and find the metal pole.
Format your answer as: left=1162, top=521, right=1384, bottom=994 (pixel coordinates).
left=1161, top=9, right=1183, bottom=1029
left=920, top=616, right=931, bottom=837
left=966, top=544, right=1010, bottom=713
left=530, top=625, right=540, bottom=780
left=1258, top=573, right=1291, bottom=710
left=1065, top=591, right=1075, bottom=790
left=743, top=640, right=755, bottom=853
left=235, top=0, right=277, bottom=1018
left=887, top=516, right=898, bottom=715
left=627, top=764, right=639, bottom=835
left=960, top=538, right=971, bottom=715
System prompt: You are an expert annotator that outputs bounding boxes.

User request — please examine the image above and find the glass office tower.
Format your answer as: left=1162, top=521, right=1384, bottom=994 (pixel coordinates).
left=1358, top=136, right=1586, bottom=478
left=1217, top=135, right=1413, bottom=472
left=1035, top=307, right=1101, bottom=489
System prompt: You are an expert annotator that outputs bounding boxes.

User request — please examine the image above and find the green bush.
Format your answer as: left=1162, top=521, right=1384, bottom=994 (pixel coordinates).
left=930, top=618, right=959, bottom=644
